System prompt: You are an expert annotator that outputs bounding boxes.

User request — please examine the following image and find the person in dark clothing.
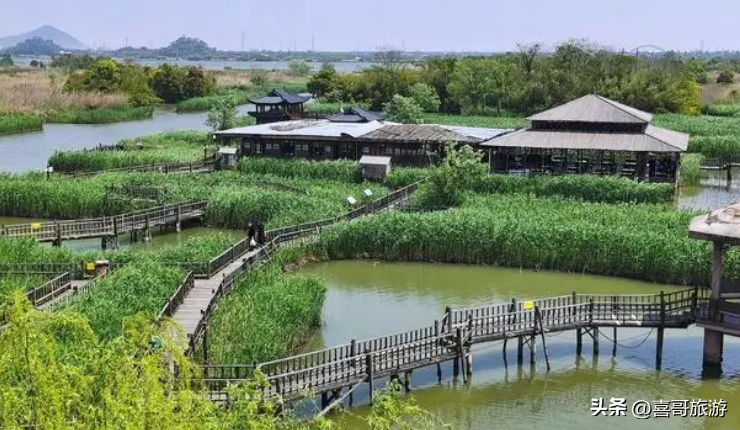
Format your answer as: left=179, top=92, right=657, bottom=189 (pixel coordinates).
left=256, top=220, right=265, bottom=245
left=247, top=221, right=257, bottom=249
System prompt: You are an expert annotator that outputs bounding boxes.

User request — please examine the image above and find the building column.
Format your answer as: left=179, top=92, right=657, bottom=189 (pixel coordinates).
left=703, top=240, right=725, bottom=376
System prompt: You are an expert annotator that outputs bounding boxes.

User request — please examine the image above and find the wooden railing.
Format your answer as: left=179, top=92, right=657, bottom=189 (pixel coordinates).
left=159, top=272, right=196, bottom=318
left=24, top=272, right=73, bottom=307
left=202, top=181, right=423, bottom=278
left=200, top=288, right=708, bottom=400
left=63, top=158, right=217, bottom=179
left=0, top=201, right=206, bottom=242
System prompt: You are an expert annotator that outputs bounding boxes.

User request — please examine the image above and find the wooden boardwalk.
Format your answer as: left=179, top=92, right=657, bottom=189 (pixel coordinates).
left=0, top=201, right=206, bottom=244
left=200, top=288, right=709, bottom=405
left=172, top=248, right=263, bottom=336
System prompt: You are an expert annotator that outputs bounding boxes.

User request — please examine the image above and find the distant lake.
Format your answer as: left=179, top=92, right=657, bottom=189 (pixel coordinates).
left=11, top=56, right=376, bottom=72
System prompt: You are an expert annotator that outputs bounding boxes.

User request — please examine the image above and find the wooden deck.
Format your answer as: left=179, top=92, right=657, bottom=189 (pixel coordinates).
left=172, top=248, right=263, bottom=336
left=200, top=288, right=709, bottom=404
left=0, top=201, right=206, bottom=243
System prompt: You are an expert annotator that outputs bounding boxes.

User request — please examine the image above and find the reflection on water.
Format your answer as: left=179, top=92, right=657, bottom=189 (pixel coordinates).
left=678, top=170, right=740, bottom=212
left=300, top=261, right=740, bottom=430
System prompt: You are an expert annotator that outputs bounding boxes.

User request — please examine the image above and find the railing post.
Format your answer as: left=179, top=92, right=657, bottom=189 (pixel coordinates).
left=366, top=351, right=374, bottom=405
left=445, top=306, right=452, bottom=333
left=588, top=298, right=594, bottom=325
left=351, top=339, right=357, bottom=367
left=656, top=291, right=666, bottom=370
left=692, top=286, right=699, bottom=317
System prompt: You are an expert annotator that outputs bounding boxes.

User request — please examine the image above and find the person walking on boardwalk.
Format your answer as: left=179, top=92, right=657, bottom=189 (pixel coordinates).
left=247, top=221, right=257, bottom=250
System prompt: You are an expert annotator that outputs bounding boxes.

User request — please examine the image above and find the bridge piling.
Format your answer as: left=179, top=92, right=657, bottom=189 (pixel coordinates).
left=656, top=291, right=666, bottom=370
left=592, top=328, right=600, bottom=356
left=576, top=328, right=583, bottom=356
left=365, top=353, right=374, bottom=405
left=530, top=335, right=537, bottom=366
left=453, top=327, right=462, bottom=379
left=612, top=327, right=617, bottom=357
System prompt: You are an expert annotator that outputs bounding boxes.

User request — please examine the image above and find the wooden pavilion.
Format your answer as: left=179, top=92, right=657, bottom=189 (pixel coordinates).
left=481, top=95, right=689, bottom=183
left=248, top=88, right=310, bottom=125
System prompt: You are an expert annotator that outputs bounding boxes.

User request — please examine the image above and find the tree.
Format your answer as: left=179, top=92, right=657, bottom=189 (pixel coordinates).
left=29, top=59, right=40, bottom=68
left=288, top=59, right=312, bottom=77
left=307, top=62, right=338, bottom=97
left=150, top=63, right=187, bottom=103
left=82, top=58, right=122, bottom=93
left=4, top=37, right=62, bottom=56
left=183, top=66, right=216, bottom=99
left=408, top=83, right=441, bottom=113
left=419, top=141, right=488, bottom=209
left=516, top=42, right=542, bottom=76
left=120, top=64, right=161, bottom=106
left=717, top=70, right=735, bottom=84
left=206, top=98, right=238, bottom=131
left=373, top=45, right=405, bottom=71
left=383, top=94, right=424, bottom=124
left=420, top=58, right=459, bottom=113
left=0, top=55, right=14, bottom=68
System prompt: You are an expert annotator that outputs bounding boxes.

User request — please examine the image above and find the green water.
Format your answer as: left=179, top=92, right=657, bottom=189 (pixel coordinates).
left=0, top=216, right=241, bottom=253
left=299, top=260, right=740, bottom=430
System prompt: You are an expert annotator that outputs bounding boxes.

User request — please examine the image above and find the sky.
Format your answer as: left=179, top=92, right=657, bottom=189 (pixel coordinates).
left=3, top=0, right=739, bottom=52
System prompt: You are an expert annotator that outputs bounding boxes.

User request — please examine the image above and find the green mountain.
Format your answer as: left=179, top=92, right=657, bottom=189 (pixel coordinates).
left=0, top=25, right=86, bottom=51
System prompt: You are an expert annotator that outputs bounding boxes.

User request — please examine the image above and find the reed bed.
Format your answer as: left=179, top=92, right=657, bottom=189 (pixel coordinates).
left=304, top=102, right=343, bottom=115
left=0, top=238, right=76, bottom=265
left=0, top=112, right=44, bottom=135
left=46, top=106, right=154, bottom=124
left=0, top=274, right=48, bottom=298
left=701, top=103, right=740, bottom=117
left=316, top=194, right=724, bottom=286
left=49, top=147, right=203, bottom=172
left=679, top=154, right=706, bottom=187
left=471, top=174, right=674, bottom=204
left=0, top=70, right=128, bottom=114
left=206, top=251, right=326, bottom=364
left=238, top=158, right=360, bottom=182
left=60, top=260, right=184, bottom=340
left=175, top=90, right=255, bottom=112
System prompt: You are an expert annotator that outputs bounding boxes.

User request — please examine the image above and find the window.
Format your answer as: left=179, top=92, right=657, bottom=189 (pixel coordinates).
left=385, top=146, right=393, bottom=155
left=362, top=146, right=370, bottom=155
left=243, top=143, right=251, bottom=150
left=255, top=144, right=262, bottom=154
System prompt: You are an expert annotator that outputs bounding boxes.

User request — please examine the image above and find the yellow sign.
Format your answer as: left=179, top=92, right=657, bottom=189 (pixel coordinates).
left=86, top=262, right=95, bottom=271
left=523, top=301, right=534, bottom=311
left=31, top=222, right=41, bottom=231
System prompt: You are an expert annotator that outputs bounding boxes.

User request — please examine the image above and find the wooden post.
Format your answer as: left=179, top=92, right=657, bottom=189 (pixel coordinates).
left=54, top=223, right=62, bottom=248
left=436, top=363, right=442, bottom=383
left=202, top=323, right=208, bottom=364
left=592, top=327, right=600, bottom=356
left=530, top=335, right=537, bottom=366
left=727, top=163, right=732, bottom=187
left=176, top=205, right=182, bottom=233
left=576, top=328, right=583, bottom=356
left=403, top=371, right=411, bottom=392
left=321, top=392, right=328, bottom=409
left=536, top=307, right=551, bottom=371
left=366, top=353, right=374, bottom=405
left=612, top=327, right=618, bottom=357
left=453, top=327, right=462, bottom=378
left=656, top=291, right=666, bottom=370
left=503, top=337, right=508, bottom=366
left=350, top=339, right=357, bottom=367
left=517, top=336, right=524, bottom=366
left=445, top=306, right=452, bottom=334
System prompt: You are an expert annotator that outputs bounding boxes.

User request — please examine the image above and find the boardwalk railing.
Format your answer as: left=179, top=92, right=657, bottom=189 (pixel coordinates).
left=200, top=288, right=709, bottom=401
left=201, top=181, right=423, bottom=279
left=24, top=272, right=73, bottom=307
left=159, top=272, right=196, bottom=318
left=0, top=201, right=206, bottom=242
left=63, top=158, right=217, bottom=179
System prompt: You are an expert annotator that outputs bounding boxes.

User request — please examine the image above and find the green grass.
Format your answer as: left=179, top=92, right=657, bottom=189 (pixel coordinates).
left=471, top=174, right=674, bottom=204
left=46, top=106, right=154, bottom=124
left=701, top=103, right=740, bottom=117
left=0, top=112, right=44, bottom=135
left=304, top=102, right=344, bottom=115
left=316, top=194, right=723, bottom=286
left=61, top=260, right=185, bottom=340
left=238, top=158, right=360, bottom=182
left=175, top=89, right=257, bottom=113
left=0, top=274, right=48, bottom=299
left=207, top=250, right=326, bottom=364
left=48, top=131, right=211, bottom=173
left=679, top=153, right=706, bottom=187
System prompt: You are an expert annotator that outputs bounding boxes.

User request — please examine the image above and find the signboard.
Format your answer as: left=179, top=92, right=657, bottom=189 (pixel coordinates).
left=523, top=300, right=534, bottom=311
left=85, top=262, right=95, bottom=272
left=31, top=222, right=41, bottom=231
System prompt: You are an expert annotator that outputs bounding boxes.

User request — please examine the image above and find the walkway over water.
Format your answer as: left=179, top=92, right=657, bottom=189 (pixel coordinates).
left=201, top=288, right=712, bottom=406
left=0, top=201, right=206, bottom=244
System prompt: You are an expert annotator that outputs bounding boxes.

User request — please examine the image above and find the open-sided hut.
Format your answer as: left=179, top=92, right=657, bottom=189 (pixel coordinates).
left=213, top=120, right=510, bottom=166
left=481, top=94, right=689, bottom=183
left=248, top=88, right=310, bottom=124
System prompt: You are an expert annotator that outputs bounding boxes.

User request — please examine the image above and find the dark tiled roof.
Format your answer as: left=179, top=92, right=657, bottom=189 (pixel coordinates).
left=248, top=88, right=310, bottom=105
left=328, top=107, right=385, bottom=123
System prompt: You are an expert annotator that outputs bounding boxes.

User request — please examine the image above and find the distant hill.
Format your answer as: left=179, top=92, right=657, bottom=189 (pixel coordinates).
left=3, top=37, right=64, bottom=55
left=0, top=26, right=86, bottom=51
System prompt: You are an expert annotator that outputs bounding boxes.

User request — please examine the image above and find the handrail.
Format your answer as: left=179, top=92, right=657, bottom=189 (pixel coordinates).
left=159, top=272, right=196, bottom=318
left=24, top=272, right=73, bottom=307
left=63, top=157, right=217, bottom=179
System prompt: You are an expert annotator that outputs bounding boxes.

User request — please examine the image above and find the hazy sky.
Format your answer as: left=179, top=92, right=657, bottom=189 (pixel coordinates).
left=4, top=0, right=737, bottom=52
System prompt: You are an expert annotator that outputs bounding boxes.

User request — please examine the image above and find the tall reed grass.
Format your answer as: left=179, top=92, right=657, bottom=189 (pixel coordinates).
left=0, top=112, right=43, bottom=135
left=238, top=158, right=359, bottom=182
left=46, top=106, right=154, bottom=124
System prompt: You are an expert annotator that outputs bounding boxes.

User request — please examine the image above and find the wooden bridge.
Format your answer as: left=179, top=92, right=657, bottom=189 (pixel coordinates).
left=0, top=201, right=206, bottom=247
left=59, top=158, right=216, bottom=179
left=199, top=288, right=709, bottom=408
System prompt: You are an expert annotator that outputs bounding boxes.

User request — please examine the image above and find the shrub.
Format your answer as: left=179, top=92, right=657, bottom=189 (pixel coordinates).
left=408, top=83, right=441, bottom=113
left=383, top=94, right=424, bottom=124
left=288, top=59, right=312, bottom=77
left=716, top=70, right=735, bottom=84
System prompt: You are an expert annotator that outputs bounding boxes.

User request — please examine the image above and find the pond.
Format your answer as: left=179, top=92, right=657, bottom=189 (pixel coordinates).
left=299, top=260, right=740, bottom=430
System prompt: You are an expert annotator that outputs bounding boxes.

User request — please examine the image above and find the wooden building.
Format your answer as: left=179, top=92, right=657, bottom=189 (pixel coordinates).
left=481, top=95, right=689, bottom=182
left=213, top=118, right=510, bottom=166
left=248, top=88, right=311, bottom=125
left=359, top=155, right=392, bottom=180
